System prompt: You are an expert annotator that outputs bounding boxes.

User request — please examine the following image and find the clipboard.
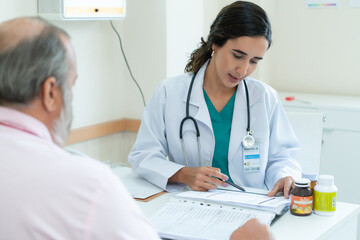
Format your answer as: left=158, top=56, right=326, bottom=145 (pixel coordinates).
left=110, top=165, right=165, bottom=201
left=135, top=191, right=167, bottom=202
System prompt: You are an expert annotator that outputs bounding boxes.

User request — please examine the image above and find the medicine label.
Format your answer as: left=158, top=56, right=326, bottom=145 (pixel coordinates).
left=314, top=191, right=337, bottom=212
left=290, top=195, right=313, bottom=215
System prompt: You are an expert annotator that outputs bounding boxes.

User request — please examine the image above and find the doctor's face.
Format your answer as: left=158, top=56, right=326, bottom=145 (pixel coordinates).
left=212, top=36, right=268, bottom=88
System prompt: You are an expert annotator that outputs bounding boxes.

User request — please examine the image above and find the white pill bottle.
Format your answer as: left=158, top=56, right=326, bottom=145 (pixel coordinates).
left=314, top=175, right=337, bottom=216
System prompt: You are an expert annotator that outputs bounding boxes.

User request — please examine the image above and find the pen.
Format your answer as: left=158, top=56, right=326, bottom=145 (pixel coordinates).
left=258, top=197, right=275, bottom=204
left=213, top=177, right=246, bottom=192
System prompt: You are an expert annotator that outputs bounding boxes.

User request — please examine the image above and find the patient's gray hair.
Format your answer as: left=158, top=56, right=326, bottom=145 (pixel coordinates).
left=0, top=17, right=70, bottom=105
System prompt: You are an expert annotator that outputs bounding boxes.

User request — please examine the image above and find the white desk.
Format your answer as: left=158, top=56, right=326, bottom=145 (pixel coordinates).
left=114, top=168, right=360, bottom=240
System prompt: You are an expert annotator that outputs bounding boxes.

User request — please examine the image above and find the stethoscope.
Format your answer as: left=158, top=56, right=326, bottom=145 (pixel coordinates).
left=179, top=71, right=255, bottom=167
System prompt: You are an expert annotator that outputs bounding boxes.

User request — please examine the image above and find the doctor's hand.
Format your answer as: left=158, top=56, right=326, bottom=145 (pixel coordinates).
left=230, top=218, right=275, bottom=240
left=168, top=167, right=228, bottom=191
left=267, top=176, right=295, bottom=199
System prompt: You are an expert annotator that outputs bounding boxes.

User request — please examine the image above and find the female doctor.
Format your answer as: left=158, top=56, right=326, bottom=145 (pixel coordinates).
left=129, top=1, right=301, bottom=198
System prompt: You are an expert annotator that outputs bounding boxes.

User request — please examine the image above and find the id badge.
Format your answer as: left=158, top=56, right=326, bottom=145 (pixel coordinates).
left=243, top=144, right=260, bottom=173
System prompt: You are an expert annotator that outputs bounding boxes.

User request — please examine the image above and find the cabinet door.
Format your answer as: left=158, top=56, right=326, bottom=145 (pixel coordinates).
left=320, top=129, right=360, bottom=204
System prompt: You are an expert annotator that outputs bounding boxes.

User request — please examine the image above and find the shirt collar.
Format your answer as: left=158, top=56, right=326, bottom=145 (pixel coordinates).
left=0, top=106, right=53, bottom=142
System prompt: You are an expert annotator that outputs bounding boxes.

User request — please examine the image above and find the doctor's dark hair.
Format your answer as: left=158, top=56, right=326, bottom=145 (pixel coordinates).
left=185, top=1, right=272, bottom=73
left=0, top=17, right=70, bottom=105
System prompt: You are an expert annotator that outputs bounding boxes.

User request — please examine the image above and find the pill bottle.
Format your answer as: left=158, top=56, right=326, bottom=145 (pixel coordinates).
left=302, top=173, right=318, bottom=194
left=314, top=175, right=337, bottom=216
left=302, top=173, right=318, bottom=209
left=290, top=178, right=313, bottom=216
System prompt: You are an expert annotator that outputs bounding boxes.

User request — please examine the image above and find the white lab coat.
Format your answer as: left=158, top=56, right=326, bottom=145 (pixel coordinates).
left=129, top=62, right=301, bottom=191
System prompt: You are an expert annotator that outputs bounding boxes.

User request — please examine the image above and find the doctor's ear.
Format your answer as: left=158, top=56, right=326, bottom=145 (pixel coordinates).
left=211, top=43, right=219, bottom=52
left=211, top=44, right=219, bottom=57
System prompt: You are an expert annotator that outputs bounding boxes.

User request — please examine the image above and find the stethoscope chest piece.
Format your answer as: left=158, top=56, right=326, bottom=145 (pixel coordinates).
left=242, top=131, right=255, bottom=149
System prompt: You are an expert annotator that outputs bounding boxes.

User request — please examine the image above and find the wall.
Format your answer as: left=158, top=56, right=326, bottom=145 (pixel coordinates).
left=120, top=0, right=166, bottom=118
left=68, top=131, right=137, bottom=165
left=166, top=0, right=204, bottom=78
left=259, top=0, right=360, bottom=96
left=59, top=21, right=127, bottom=128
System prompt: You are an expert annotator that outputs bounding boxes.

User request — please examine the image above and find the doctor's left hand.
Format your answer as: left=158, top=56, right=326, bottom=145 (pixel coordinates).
left=168, top=167, right=228, bottom=191
left=267, top=176, right=295, bottom=199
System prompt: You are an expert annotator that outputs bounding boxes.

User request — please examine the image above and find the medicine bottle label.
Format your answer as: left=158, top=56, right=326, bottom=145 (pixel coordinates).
left=290, top=195, right=313, bottom=215
left=314, top=191, right=337, bottom=212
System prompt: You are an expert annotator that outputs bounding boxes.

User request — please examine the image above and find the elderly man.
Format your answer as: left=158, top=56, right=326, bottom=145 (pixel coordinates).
left=0, top=17, right=274, bottom=240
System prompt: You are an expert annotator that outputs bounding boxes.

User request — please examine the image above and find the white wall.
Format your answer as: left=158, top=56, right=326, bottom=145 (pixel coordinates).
left=259, top=0, right=360, bottom=96
left=166, top=0, right=204, bottom=78
left=59, top=21, right=127, bottom=128
left=120, top=0, right=166, bottom=118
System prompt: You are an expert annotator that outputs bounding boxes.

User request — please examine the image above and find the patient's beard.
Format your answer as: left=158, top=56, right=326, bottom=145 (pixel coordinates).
left=52, top=89, right=73, bottom=147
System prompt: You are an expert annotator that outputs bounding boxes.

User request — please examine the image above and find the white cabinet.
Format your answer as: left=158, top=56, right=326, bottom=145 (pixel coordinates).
left=279, top=92, right=360, bottom=205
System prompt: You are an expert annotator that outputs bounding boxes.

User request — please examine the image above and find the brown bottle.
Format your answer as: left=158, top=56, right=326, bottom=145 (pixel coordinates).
left=290, top=178, right=313, bottom=216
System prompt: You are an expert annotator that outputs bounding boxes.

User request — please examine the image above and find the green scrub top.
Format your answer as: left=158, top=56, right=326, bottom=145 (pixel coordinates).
left=203, top=88, right=236, bottom=183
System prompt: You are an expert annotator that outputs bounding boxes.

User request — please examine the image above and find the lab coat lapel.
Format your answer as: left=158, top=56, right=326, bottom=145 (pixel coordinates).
left=228, top=79, right=261, bottom=162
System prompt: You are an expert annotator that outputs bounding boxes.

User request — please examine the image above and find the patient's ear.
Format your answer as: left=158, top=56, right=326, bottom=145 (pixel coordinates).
left=41, top=77, right=62, bottom=113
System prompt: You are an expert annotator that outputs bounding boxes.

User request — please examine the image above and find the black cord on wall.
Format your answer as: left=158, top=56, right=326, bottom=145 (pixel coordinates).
left=110, top=20, right=146, bottom=107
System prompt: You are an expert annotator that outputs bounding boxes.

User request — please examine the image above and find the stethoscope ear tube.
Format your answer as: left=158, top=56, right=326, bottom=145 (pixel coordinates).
left=179, top=72, right=201, bottom=166
left=186, top=72, right=198, bottom=117
left=179, top=72, right=200, bottom=141
left=243, top=80, right=251, bottom=132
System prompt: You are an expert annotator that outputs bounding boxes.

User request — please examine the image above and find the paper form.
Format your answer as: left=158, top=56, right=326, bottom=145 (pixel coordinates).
left=210, top=191, right=286, bottom=208
left=176, top=190, right=289, bottom=214
left=151, top=199, right=275, bottom=240
left=218, top=185, right=282, bottom=196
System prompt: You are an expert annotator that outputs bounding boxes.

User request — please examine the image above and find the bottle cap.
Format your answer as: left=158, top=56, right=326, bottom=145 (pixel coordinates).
left=302, top=173, right=318, bottom=181
left=294, top=178, right=310, bottom=187
left=317, top=175, right=334, bottom=186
